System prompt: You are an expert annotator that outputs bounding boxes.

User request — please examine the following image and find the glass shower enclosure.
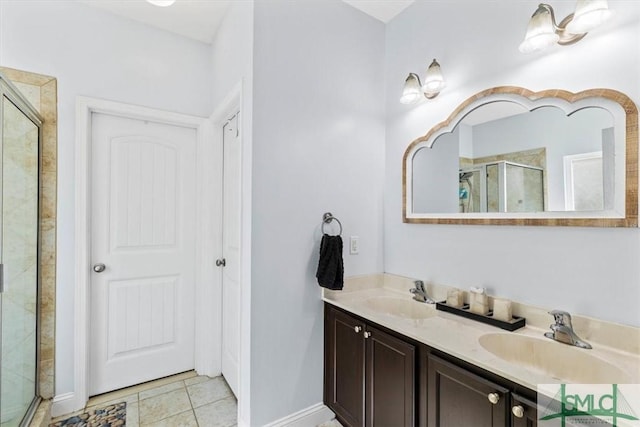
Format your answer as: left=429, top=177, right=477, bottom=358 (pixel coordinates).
left=0, top=74, right=42, bottom=427
left=459, top=161, right=544, bottom=213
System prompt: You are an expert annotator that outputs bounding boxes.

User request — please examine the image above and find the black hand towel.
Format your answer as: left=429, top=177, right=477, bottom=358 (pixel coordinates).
left=316, top=234, right=344, bottom=290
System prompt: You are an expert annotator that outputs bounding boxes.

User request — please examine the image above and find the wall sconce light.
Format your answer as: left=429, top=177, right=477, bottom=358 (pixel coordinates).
left=400, top=59, right=446, bottom=104
left=519, top=0, right=612, bottom=53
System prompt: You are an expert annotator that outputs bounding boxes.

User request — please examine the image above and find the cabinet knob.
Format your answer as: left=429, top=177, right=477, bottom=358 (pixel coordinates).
left=354, top=326, right=362, bottom=333
left=93, top=263, right=106, bottom=273
left=512, top=405, right=524, bottom=418
left=363, top=331, right=372, bottom=339
left=487, top=392, right=500, bottom=404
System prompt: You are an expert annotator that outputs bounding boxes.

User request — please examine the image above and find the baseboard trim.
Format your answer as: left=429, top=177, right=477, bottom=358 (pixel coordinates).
left=51, top=392, right=80, bottom=418
left=264, top=403, right=335, bottom=427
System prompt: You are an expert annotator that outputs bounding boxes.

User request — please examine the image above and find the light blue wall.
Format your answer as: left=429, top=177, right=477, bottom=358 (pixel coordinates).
left=251, top=0, right=385, bottom=424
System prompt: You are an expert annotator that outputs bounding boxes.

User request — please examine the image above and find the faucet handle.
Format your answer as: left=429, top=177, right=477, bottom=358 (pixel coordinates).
left=549, top=310, right=572, bottom=327
left=414, top=280, right=425, bottom=293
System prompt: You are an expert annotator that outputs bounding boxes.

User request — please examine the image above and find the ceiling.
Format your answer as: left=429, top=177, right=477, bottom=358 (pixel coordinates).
left=77, top=0, right=415, bottom=44
left=342, top=0, right=414, bottom=22
left=76, top=0, right=232, bottom=44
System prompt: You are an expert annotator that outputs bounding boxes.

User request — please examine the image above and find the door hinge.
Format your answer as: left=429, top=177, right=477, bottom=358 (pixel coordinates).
left=0, top=264, right=4, bottom=293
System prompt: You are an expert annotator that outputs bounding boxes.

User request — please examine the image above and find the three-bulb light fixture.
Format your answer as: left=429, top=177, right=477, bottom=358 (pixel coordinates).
left=400, top=59, right=446, bottom=105
left=519, top=0, right=612, bottom=53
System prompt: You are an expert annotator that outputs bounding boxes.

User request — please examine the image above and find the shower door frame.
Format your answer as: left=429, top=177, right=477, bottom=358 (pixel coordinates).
left=0, top=72, right=44, bottom=427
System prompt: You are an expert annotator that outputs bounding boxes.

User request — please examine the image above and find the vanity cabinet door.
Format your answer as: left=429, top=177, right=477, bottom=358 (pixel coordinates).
left=511, top=394, right=538, bottom=427
left=326, top=306, right=366, bottom=427
left=365, top=325, right=415, bottom=427
left=427, top=354, right=508, bottom=427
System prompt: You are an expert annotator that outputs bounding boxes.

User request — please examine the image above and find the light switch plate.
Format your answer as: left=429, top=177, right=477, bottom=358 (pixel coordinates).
left=350, top=236, right=359, bottom=255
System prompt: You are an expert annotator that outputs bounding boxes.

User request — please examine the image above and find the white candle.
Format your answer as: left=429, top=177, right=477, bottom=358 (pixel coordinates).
left=469, top=292, right=489, bottom=315
left=493, top=298, right=513, bottom=321
left=446, top=289, right=463, bottom=307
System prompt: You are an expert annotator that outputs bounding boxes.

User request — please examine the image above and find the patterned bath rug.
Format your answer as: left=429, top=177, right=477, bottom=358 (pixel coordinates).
left=50, top=402, right=126, bottom=427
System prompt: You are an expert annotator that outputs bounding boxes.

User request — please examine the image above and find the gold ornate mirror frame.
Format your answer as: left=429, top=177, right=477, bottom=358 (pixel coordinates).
left=402, top=87, right=638, bottom=227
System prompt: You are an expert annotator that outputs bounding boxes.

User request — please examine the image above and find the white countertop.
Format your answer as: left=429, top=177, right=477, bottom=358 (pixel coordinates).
left=323, top=276, right=640, bottom=392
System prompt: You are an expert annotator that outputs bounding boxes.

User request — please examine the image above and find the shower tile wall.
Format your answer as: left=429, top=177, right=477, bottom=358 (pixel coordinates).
left=1, top=67, right=58, bottom=402
left=1, top=96, right=39, bottom=427
left=471, top=147, right=546, bottom=169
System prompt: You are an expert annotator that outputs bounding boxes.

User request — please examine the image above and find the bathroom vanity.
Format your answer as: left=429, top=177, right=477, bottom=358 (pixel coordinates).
left=324, top=304, right=537, bottom=427
left=323, top=275, right=640, bottom=427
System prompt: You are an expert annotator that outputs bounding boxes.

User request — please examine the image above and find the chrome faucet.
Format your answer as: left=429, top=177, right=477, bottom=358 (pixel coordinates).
left=544, top=310, right=592, bottom=349
left=410, top=280, right=435, bottom=304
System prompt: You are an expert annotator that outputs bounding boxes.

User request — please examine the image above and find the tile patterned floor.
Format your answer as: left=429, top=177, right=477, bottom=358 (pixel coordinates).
left=51, top=371, right=237, bottom=427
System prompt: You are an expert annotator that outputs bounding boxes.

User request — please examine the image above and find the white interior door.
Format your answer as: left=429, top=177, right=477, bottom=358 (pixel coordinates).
left=221, top=112, right=241, bottom=397
left=89, top=112, right=197, bottom=396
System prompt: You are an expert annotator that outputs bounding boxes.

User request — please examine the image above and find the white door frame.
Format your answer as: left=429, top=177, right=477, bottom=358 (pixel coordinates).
left=563, top=151, right=603, bottom=211
left=67, top=96, right=217, bottom=414
left=209, top=82, right=250, bottom=425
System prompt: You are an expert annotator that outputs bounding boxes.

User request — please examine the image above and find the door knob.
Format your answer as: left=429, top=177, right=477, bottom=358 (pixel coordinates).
left=487, top=393, right=500, bottom=404
left=354, top=326, right=362, bottom=333
left=216, top=258, right=226, bottom=267
left=93, top=263, right=106, bottom=273
left=512, top=405, right=524, bottom=418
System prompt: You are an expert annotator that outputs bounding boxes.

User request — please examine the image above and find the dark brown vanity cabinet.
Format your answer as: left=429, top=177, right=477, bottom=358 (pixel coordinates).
left=510, top=394, right=538, bottom=427
left=325, top=306, right=366, bottom=426
left=325, top=303, right=538, bottom=427
left=426, top=354, right=508, bottom=427
left=325, top=305, right=416, bottom=427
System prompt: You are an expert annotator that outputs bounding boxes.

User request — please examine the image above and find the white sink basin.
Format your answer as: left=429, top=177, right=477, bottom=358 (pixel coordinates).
left=479, top=333, right=630, bottom=383
left=365, top=296, right=436, bottom=320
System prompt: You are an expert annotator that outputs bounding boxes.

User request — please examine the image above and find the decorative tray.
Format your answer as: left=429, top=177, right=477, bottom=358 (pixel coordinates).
left=435, top=301, right=526, bottom=331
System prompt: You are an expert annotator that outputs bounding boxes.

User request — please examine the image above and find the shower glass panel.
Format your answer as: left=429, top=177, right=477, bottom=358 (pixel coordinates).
left=0, top=92, right=40, bottom=426
left=505, top=163, right=544, bottom=212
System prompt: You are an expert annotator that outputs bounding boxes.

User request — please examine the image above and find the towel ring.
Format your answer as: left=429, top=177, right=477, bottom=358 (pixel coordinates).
left=322, top=212, right=343, bottom=236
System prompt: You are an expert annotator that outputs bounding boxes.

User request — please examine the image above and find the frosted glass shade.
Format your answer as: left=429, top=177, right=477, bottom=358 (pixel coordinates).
left=519, top=5, right=560, bottom=53
left=566, top=0, right=612, bottom=34
left=422, top=59, right=446, bottom=96
left=147, top=0, right=176, bottom=6
left=400, top=73, right=423, bottom=104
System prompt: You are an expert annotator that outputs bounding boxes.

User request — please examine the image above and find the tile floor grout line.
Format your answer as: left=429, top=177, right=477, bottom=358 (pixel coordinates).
left=138, top=380, right=186, bottom=403
left=139, top=409, right=194, bottom=427
left=183, top=379, right=200, bottom=427
left=132, top=392, right=140, bottom=426
left=139, top=386, right=191, bottom=425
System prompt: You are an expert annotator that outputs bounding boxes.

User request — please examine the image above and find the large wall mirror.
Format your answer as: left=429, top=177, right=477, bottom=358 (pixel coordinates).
left=403, top=87, right=638, bottom=227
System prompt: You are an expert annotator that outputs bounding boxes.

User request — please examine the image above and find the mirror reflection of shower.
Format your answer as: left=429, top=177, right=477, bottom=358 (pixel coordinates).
left=458, top=171, right=474, bottom=212
left=459, top=161, right=544, bottom=213
left=458, top=168, right=482, bottom=213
